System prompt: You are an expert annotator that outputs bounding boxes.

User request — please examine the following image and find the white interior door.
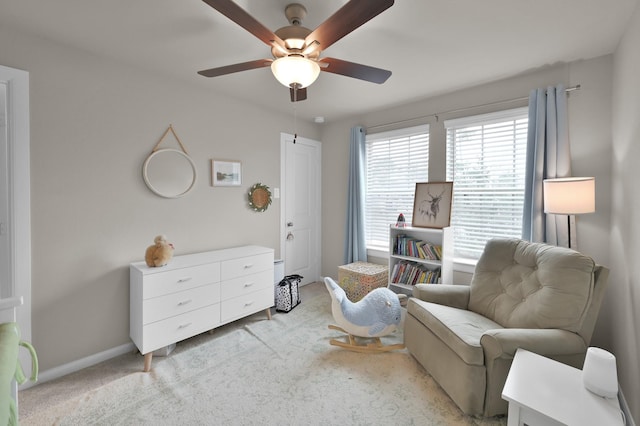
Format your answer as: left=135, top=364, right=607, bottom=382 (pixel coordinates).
left=280, top=133, right=321, bottom=285
left=0, top=65, right=32, bottom=373
left=0, top=82, right=9, bottom=298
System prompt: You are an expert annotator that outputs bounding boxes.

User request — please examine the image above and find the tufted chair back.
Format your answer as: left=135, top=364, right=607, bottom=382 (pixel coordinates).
left=468, top=238, right=598, bottom=337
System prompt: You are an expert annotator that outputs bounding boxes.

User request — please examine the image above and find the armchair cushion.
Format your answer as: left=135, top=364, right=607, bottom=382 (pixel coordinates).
left=407, top=298, right=502, bottom=366
left=468, top=238, right=596, bottom=332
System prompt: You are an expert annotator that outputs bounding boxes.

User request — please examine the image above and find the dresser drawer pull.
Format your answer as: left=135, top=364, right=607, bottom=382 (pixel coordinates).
left=178, top=322, right=192, bottom=329
left=244, top=301, right=254, bottom=307
left=243, top=282, right=254, bottom=288
left=243, top=264, right=254, bottom=269
left=177, top=277, right=192, bottom=283
left=178, top=299, right=192, bottom=306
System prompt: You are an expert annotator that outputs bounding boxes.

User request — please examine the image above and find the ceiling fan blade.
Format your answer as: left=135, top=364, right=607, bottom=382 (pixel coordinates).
left=202, top=0, right=285, bottom=48
left=290, top=87, right=307, bottom=102
left=319, top=58, right=391, bottom=84
left=198, top=59, right=272, bottom=77
left=305, top=0, right=394, bottom=51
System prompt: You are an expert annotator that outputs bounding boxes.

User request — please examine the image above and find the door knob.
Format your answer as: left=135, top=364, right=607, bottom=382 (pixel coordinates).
left=286, top=232, right=294, bottom=241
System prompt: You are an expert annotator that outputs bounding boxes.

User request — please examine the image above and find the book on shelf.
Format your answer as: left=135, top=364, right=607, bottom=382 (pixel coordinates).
left=390, top=260, right=441, bottom=285
left=392, top=234, right=442, bottom=260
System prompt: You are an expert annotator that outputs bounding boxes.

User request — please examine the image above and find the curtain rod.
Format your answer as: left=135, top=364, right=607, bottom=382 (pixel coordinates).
left=367, top=84, right=581, bottom=132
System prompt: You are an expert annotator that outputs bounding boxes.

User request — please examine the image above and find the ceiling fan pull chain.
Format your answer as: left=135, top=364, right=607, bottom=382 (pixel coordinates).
left=293, top=95, right=298, bottom=144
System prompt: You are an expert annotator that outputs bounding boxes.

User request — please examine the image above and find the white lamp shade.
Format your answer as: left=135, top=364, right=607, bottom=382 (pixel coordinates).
left=582, top=347, right=618, bottom=398
left=543, top=177, right=595, bottom=214
left=271, top=56, right=320, bottom=88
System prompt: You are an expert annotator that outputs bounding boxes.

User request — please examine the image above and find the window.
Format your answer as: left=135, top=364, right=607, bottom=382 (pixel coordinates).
left=445, top=108, right=528, bottom=259
left=365, top=125, right=429, bottom=251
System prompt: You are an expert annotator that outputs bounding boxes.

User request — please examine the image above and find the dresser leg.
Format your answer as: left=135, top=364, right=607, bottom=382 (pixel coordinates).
left=265, top=307, right=272, bottom=320
left=143, top=352, right=153, bottom=372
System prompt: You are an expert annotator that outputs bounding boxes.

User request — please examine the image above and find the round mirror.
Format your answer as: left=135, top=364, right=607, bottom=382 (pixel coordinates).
left=143, top=148, right=197, bottom=198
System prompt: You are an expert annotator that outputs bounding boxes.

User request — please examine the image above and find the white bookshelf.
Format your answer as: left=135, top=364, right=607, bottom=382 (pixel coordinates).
left=388, top=225, right=453, bottom=295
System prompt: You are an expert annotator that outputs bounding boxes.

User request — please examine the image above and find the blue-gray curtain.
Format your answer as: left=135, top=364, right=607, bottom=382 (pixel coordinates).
left=522, top=84, right=571, bottom=245
left=344, top=126, right=367, bottom=264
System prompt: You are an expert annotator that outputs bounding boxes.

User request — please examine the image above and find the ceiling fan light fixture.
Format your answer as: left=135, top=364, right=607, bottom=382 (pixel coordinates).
left=271, top=56, right=320, bottom=89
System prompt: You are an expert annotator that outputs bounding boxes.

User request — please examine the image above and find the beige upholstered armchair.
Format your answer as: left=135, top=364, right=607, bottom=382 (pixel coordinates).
left=404, top=238, right=609, bottom=417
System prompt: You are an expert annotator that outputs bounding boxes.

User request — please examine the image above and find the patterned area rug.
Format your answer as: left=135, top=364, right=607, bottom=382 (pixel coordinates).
left=21, top=291, right=506, bottom=425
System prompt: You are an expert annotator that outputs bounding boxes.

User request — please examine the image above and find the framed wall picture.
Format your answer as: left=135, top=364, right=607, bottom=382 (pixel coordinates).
left=412, top=182, right=453, bottom=228
left=211, top=159, right=242, bottom=187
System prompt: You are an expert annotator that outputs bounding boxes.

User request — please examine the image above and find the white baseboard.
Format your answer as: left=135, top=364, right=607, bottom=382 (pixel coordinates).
left=20, top=342, right=136, bottom=390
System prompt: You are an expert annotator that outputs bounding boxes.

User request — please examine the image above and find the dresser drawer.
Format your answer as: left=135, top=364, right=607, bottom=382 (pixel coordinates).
left=221, top=286, right=273, bottom=324
left=220, top=270, right=272, bottom=301
left=141, top=303, right=221, bottom=354
left=143, top=263, right=220, bottom=299
left=142, top=283, right=220, bottom=325
left=221, top=253, right=273, bottom=280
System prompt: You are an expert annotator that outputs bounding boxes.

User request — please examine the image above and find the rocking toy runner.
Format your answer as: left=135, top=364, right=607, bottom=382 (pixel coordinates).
left=324, top=277, right=405, bottom=353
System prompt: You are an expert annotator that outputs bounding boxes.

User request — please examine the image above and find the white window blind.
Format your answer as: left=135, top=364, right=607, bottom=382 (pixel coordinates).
left=445, top=108, right=528, bottom=259
left=365, top=125, right=429, bottom=251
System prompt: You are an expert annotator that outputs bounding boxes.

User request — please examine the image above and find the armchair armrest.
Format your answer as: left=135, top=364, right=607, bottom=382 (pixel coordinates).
left=480, top=328, right=587, bottom=361
left=412, top=284, right=470, bottom=309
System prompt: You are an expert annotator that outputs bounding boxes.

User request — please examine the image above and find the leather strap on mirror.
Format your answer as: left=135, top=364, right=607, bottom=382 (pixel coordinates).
left=151, top=124, right=189, bottom=155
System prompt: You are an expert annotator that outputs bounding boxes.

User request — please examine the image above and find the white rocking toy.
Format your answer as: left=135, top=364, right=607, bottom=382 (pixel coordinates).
left=324, top=277, right=405, bottom=353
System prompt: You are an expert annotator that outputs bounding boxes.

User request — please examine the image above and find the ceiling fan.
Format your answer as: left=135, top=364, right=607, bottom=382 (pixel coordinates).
left=198, top=0, right=394, bottom=102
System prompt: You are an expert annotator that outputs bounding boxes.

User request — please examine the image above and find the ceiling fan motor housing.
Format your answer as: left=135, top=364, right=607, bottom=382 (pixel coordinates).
left=272, top=3, right=318, bottom=59
left=272, top=25, right=314, bottom=56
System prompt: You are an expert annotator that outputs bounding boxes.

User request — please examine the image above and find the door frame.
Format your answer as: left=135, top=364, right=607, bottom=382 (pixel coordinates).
left=279, top=132, right=321, bottom=284
left=0, top=65, right=31, bottom=344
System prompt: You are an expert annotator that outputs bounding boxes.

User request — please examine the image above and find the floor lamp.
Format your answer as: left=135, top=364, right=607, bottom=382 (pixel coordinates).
left=543, top=177, right=595, bottom=249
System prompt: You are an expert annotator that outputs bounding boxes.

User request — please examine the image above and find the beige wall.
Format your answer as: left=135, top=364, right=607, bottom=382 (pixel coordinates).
left=0, top=26, right=319, bottom=371
left=611, top=2, right=640, bottom=421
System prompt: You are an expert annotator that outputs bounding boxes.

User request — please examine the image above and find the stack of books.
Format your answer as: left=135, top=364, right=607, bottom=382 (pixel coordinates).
left=390, top=260, right=441, bottom=285
left=393, top=234, right=442, bottom=260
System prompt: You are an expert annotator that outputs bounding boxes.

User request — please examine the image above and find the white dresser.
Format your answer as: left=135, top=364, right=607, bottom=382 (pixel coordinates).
left=130, top=245, right=274, bottom=371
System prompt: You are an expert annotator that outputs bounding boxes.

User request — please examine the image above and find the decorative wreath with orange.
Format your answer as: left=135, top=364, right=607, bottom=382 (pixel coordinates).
left=248, top=183, right=272, bottom=212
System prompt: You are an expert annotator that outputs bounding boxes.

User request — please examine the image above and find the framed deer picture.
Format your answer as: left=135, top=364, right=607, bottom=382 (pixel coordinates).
left=412, top=182, right=453, bottom=228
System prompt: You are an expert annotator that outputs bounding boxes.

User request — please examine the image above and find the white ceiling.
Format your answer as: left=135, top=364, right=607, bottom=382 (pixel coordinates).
left=0, top=0, right=636, bottom=123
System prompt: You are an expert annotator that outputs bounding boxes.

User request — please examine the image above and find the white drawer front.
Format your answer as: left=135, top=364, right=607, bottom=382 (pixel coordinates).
left=142, top=283, right=221, bottom=325
left=221, top=286, right=273, bottom=324
left=142, top=303, right=221, bottom=354
left=221, top=253, right=273, bottom=280
left=143, top=263, right=220, bottom=299
left=220, top=270, right=272, bottom=301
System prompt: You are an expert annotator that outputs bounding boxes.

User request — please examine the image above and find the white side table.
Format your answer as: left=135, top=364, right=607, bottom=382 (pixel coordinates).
left=502, top=348, right=624, bottom=426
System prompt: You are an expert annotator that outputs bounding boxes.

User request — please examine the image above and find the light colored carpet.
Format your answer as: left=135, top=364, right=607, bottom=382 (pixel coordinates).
left=19, top=283, right=507, bottom=425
